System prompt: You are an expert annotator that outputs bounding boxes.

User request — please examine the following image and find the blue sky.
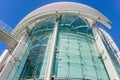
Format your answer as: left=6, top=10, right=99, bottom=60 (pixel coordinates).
left=0, top=0, right=120, bottom=55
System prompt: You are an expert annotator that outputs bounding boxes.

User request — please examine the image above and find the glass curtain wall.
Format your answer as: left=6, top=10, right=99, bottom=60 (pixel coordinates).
left=19, top=15, right=110, bottom=80
left=19, top=17, right=56, bottom=79
left=53, top=15, right=109, bottom=80
left=97, top=27, right=120, bottom=77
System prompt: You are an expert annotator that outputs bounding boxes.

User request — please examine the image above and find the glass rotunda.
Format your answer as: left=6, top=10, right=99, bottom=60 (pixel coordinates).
left=0, top=2, right=120, bottom=80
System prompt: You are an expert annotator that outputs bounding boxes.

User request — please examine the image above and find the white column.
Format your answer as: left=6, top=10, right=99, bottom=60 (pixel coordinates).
left=0, top=33, right=29, bottom=80
left=99, top=28, right=120, bottom=64
left=44, top=17, right=59, bottom=80
left=0, top=49, right=9, bottom=68
left=92, top=26, right=119, bottom=80
left=0, top=28, right=18, bottom=48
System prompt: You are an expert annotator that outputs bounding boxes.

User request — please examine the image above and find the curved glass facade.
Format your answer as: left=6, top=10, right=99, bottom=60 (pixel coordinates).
left=52, top=15, right=109, bottom=80
left=8, top=15, right=110, bottom=80
left=20, top=17, right=56, bottom=79
left=1, top=2, right=120, bottom=80
left=97, top=28, right=120, bottom=77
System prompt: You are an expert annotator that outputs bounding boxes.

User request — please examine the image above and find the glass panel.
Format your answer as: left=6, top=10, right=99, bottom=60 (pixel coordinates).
left=19, top=16, right=56, bottom=79
left=53, top=15, right=109, bottom=80
left=98, top=28, right=120, bottom=77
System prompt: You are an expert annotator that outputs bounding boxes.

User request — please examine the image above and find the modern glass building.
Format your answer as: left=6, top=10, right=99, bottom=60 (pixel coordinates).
left=0, top=2, right=120, bottom=80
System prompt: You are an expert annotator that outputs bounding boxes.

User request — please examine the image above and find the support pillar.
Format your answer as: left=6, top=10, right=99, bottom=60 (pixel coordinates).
left=44, top=16, right=59, bottom=80
left=92, top=26, right=119, bottom=80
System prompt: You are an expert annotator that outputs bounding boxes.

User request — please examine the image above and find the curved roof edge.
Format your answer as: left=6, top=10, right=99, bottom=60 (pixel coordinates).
left=12, top=2, right=111, bottom=36
left=99, top=28, right=119, bottom=51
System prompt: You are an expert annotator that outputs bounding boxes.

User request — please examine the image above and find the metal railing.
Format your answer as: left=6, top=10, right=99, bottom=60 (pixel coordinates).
left=0, top=20, right=12, bottom=33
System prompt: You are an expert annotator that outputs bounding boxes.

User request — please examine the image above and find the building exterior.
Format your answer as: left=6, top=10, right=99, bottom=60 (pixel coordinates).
left=0, top=2, right=120, bottom=80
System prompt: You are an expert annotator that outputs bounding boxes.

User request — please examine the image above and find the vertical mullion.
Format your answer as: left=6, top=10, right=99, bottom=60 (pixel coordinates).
left=44, top=16, right=59, bottom=80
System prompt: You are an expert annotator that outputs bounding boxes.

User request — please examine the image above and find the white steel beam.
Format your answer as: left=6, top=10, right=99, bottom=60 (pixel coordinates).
left=44, top=16, right=59, bottom=80
left=92, top=26, right=119, bottom=80
left=0, top=33, right=29, bottom=80
left=0, top=28, right=18, bottom=48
